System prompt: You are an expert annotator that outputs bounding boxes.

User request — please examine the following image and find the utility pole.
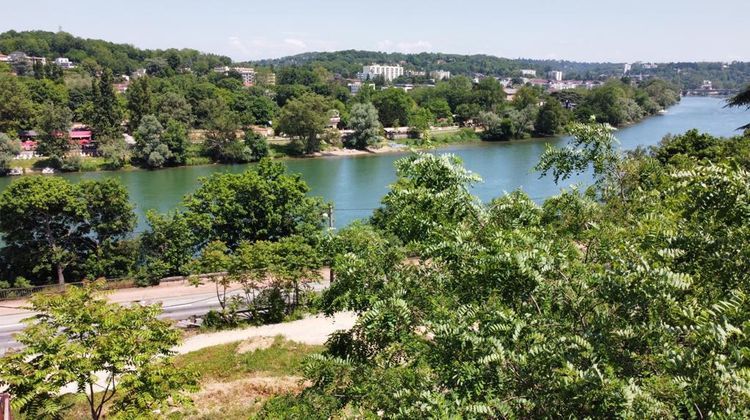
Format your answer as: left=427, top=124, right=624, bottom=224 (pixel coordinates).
left=326, top=203, right=333, bottom=229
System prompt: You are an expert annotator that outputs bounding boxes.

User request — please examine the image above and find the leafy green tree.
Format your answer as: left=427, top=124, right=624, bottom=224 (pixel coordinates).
left=372, top=88, right=416, bottom=127
left=408, top=107, right=433, bottom=140
left=35, top=101, right=73, bottom=159
left=0, top=132, right=21, bottom=174
left=0, top=282, right=196, bottom=420
left=535, top=97, right=567, bottom=136
left=472, top=77, right=506, bottom=111
left=536, top=120, right=620, bottom=184
left=139, top=210, right=200, bottom=285
left=97, top=135, right=130, bottom=169
left=0, top=74, right=36, bottom=134
left=425, top=98, right=453, bottom=122
left=455, top=103, right=482, bottom=126
left=276, top=93, right=330, bottom=155
left=372, top=152, right=481, bottom=245
left=346, top=102, right=382, bottom=149
left=245, top=130, right=270, bottom=161
left=90, top=69, right=123, bottom=139
left=126, top=75, right=153, bottom=133
left=204, top=111, right=245, bottom=162
left=162, top=118, right=190, bottom=165
left=155, top=91, right=193, bottom=127
left=134, top=114, right=171, bottom=168
left=183, top=160, right=326, bottom=249
left=0, top=177, right=135, bottom=285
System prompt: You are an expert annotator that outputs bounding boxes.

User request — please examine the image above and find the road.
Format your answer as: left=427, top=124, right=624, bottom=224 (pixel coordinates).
left=0, top=279, right=329, bottom=353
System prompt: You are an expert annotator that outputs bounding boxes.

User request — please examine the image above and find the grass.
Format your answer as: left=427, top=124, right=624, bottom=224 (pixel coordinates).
left=175, top=336, right=323, bottom=383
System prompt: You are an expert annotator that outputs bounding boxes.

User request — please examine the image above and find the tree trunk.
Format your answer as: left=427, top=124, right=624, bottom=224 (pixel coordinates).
left=56, top=263, right=65, bottom=287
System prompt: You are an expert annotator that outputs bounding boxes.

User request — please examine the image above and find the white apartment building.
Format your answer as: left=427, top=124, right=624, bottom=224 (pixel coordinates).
left=233, top=67, right=256, bottom=86
left=430, top=70, right=451, bottom=80
left=359, top=64, right=404, bottom=82
left=547, top=70, right=563, bottom=81
left=520, top=69, right=536, bottom=77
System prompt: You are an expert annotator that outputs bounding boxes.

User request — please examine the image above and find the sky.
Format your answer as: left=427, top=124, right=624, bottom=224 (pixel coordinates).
left=2, top=0, right=749, bottom=63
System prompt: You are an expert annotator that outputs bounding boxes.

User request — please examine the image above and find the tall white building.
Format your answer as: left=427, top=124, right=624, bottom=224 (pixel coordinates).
left=359, top=64, right=404, bottom=82
left=547, top=70, right=563, bottom=81
left=624, top=63, right=632, bottom=74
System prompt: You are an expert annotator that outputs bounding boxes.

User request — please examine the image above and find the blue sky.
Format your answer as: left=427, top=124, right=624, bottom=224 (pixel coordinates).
left=2, top=0, right=748, bottom=62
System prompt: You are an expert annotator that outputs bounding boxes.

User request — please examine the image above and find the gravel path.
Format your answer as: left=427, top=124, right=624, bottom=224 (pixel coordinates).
left=176, top=311, right=358, bottom=354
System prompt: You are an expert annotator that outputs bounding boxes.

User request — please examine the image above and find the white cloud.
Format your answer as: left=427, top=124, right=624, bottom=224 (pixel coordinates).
left=377, top=40, right=433, bottom=53
left=224, top=36, right=338, bottom=60
left=228, top=36, right=250, bottom=55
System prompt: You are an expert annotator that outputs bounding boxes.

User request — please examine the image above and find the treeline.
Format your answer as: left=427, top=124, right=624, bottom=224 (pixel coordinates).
left=633, top=61, right=750, bottom=90
left=0, top=30, right=231, bottom=75
left=253, top=50, right=624, bottom=79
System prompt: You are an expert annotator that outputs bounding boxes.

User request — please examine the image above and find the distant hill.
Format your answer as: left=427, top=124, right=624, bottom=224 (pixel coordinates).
left=1, top=30, right=748, bottom=89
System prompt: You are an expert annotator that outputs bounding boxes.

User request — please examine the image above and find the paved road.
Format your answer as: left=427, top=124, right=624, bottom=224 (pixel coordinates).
left=0, top=281, right=328, bottom=352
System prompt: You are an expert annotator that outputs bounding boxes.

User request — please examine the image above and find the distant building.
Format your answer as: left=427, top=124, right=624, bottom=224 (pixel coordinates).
left=255, top=72, right=276, bottom=86
left=520, top=69, right=536, bottom=77
left=642, top=63, right=658, bottom=69
left=504, top=88, right=518, bottom=101
left=0, top=53, right=8, bottom=62
left=53, top=57, right=74, bottom=69
left=132, top=68, right=148, bottom=78
left=406, top=70, right=426, bottom=77
left=430, top=70, right=451, bottom=80
left=547, top=70, right=563, bottom=81
left=701, top=80, right=713, bottom=90
left=8, top=51, right=46, bottom=65
left=233, top=67, right=256, bottom=86
left=359, top=64, right=404, bottom=82
left=623, top=63, right=632, bottom=74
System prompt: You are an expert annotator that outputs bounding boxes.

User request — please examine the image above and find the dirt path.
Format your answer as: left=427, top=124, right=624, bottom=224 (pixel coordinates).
left=176, top=312, right=357, bottom=354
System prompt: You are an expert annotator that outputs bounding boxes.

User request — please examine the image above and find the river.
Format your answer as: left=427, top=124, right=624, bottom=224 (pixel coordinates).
left=0, top=96, right=746, bottom=229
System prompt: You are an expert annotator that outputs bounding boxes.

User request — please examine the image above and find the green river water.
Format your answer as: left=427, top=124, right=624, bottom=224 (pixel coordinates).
left=0, top=96, right=746, bottom=229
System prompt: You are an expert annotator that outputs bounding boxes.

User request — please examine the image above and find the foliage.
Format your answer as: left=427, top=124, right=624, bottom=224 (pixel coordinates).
left=346, top=102, right=382, bottom=149
left=183, top=159, right=325, bottom=249
left=276, top=93, right=330, bottom=155
left=35, top=101, right=73, bottom=159
left=261, top=123, right=750, bottom=417
left=244, top=130, right=270, bottom=161
left=0, top=132, right=21, bottom=174
left=0, top=282, right=197, bottom=420
left=0, top=177, right=135, bottom=285
left=372, top=88, right=416, bottom=127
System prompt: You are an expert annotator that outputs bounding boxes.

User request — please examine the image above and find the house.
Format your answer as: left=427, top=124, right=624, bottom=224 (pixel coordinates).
left=504, top=88, right=518, bottom=101
left=0, top=53, right=8, bottom=62
left=8, top=51, right=46, bottom=65
left=53, top=57, right=75, bottom=69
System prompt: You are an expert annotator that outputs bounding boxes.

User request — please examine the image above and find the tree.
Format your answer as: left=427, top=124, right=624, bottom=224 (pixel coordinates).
left=245, top=130, right=270, bottom=161
left=276, top=93, right=330, bottom=155
left=97, top=135, right=130, bottom=169
left=126, top=75, right=153, bottom=133
left=727, top=84, right=750, bottom=129
left=90, top=69, right=123, bottom=139
left=472, top=77, right=506, bottom=111
left=0, top=74, right=35, bottom=134
left=372, top=88, right=416, bottom=127
left=408, top=107, right=433, bottom=140
left=162, top=119, right=190, bottom=165
left=0, top=132, right=21, bottom=175
left=535, top=97, right=567, bottom=136
left=0, top=177, right=135, bottom=285
left=204, top=110, right=246, bottom=163
left=35, top=101, right=73, bottom=159
left=0, top=282, right=196, bottom=420
left=155, top=91, right=193, bottom=127
left=346, top=102, right=382, bottom=149
left=139, top=210, right=200, bottom=285
left=183, top=159, right=325, bottom=249
left=134, top=114, right=171, bottom=168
